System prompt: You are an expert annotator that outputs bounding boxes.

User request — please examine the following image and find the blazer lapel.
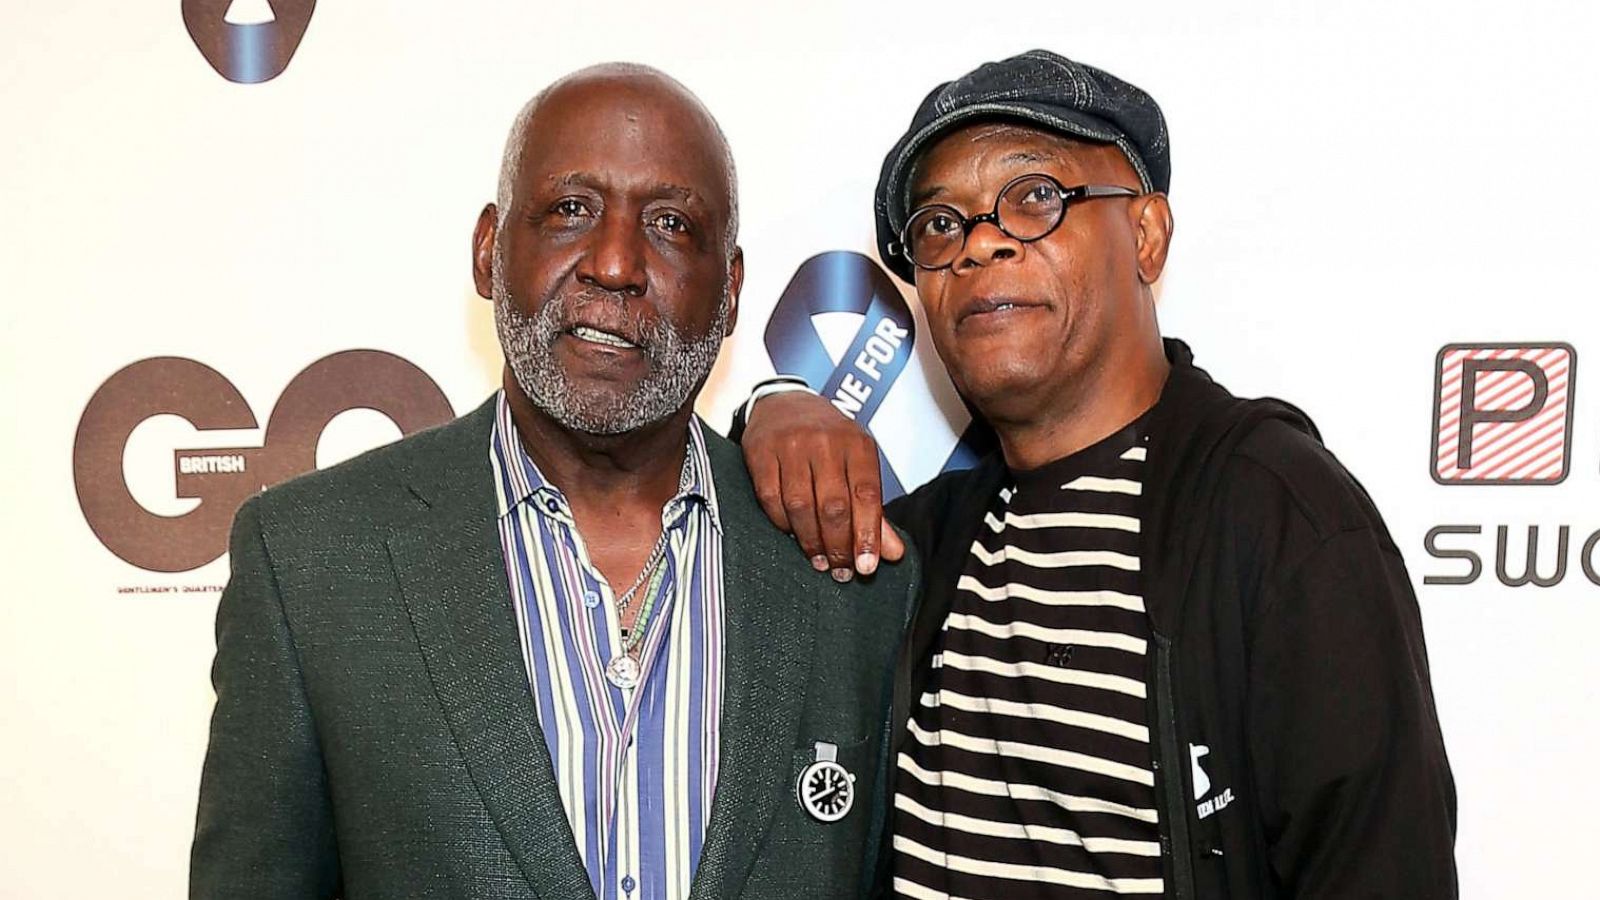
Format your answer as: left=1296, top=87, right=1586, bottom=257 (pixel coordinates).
left=689, top=433, right=819, bottom=900
left=386, top=398, right=594, bottom=900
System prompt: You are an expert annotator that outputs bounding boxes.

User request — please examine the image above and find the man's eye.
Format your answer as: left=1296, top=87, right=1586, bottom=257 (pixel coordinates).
left=652, top=212, right=689, bottom=234
left=928, top=214, right=960, bottom=235
left=1024, top=184, right=1059, bottom=204
left=553, top=198, right=590, bottom=218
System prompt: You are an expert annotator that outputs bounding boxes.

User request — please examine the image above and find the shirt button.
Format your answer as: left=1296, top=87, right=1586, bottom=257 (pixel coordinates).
left=583, top=590, right=600, bottom=608
left=544, top=498, right=560, bottom=514
left=621, top=875, right=636, bottom=893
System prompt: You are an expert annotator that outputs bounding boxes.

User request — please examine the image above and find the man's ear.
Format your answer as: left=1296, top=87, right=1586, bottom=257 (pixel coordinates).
left=724, top=246, right=744, bottom=335
left=472, top=204, right=497, bottom=300
left=1132, top=193, right=1174, bottom=285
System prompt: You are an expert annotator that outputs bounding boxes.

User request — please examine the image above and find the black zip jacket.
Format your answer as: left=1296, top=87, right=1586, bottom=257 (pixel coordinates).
left=877, top=339, right=1457, bottom=899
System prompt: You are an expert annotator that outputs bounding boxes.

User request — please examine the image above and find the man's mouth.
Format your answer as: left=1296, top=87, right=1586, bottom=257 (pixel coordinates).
left=959, top=297, right=1047, bottom=326
left=566, top=324, right=640, bottom=350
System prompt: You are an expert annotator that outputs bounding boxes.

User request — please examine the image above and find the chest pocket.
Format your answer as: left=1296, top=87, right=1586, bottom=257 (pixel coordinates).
left=748, top=735, right=879, bottom=898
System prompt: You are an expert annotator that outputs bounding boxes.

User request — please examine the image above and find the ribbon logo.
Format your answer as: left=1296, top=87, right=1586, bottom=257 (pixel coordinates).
left=182, top=0, right=316, bottom=85
left=764, top=251, right=993, bottom=498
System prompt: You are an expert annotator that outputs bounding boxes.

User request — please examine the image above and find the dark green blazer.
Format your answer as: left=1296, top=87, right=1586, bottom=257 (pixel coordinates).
left=190, top=398, right=919, bottom=900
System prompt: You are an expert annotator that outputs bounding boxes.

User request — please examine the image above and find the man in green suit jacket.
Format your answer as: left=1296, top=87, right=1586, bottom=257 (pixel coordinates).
left=190, top=63, right=918, bottom=900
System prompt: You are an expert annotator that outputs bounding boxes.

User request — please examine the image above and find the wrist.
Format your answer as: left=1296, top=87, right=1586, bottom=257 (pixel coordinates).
left=730, top=375, right=815, bottom=443
left=747, top=376, right=816, bottom=411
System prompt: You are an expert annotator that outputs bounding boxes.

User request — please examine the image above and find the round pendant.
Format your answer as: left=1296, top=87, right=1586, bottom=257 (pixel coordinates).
left=796, top=759, right=855, bottom=822
left=606, top=655, right=640, bottom=690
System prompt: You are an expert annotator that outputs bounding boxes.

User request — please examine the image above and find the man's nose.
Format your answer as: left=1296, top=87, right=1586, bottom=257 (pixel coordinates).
left=953, top=221, right=1021, bottom=274
left=576, top=212, right=648, bottom=297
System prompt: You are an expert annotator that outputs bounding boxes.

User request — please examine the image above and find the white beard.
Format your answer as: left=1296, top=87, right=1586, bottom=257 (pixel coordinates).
left=492, top=249, right=730, bottom=435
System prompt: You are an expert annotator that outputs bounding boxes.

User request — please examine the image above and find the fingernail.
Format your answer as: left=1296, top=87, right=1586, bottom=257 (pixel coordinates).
left=856, top=553, right=878, bottom=575
left=831, top=568, right=853, bottom=583
left=811, top=555, right=829, bottom=572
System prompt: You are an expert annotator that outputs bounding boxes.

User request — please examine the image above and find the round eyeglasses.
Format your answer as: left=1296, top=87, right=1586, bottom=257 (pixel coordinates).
left=891, top=174, right=1139, bottom=271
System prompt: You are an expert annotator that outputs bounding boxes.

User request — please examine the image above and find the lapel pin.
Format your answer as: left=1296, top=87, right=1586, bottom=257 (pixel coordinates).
left=796, top=741, right=855, bottom=822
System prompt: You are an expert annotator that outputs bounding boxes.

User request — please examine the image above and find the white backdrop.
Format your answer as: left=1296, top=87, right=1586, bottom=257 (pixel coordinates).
left=2, top=1, right=1597, bottom=897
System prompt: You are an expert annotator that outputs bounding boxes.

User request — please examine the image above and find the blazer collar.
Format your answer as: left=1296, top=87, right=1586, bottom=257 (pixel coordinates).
left=688, top=430, right=820, bottom=900
left=386, top=396, right=595, bottom=900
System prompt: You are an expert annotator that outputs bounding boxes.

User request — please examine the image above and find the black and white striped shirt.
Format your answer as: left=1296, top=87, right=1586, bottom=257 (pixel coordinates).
left=893, top=417, right=1162, bottom=899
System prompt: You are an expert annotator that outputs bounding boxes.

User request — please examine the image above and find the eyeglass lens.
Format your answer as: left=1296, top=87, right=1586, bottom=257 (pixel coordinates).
left=904, top=175, right=1065, bottom=269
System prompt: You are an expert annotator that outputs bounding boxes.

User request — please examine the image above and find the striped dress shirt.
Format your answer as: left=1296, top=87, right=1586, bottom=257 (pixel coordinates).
left=488, top=393, right=725, bottom=900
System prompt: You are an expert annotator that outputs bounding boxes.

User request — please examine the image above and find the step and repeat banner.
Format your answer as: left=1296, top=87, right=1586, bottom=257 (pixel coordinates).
left=1, top=1, right=1595, bottom=896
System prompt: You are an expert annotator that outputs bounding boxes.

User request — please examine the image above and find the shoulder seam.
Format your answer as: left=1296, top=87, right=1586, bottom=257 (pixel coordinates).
left=1254, top=524, right=1402, bottom=627
left=1221, top=448, right=1334, bottom=542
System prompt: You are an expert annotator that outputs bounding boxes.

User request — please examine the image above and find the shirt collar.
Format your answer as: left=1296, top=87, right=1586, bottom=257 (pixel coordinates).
left=489, top=390, right=722, bottom=533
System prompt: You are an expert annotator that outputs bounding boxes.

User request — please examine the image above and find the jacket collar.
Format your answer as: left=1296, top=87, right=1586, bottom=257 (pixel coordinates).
left=384, top=397, right=595, bottom=899
left=687, top=429, right=820, bottom=900
left=902, top=338, right=1319, bottom=643
left=1137, top=338, right=1318, bottom=635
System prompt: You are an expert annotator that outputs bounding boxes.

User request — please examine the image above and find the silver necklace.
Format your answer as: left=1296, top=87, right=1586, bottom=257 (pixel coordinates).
left=614, top=530, right=669, bottom=613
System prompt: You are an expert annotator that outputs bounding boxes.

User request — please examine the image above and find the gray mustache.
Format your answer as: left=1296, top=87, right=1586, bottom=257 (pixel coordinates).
left=538, top=292, right=674, bottom=354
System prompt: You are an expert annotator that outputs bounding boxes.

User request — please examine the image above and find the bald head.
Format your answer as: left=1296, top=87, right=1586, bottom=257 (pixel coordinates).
left=496, top=63, right=739, bottom=256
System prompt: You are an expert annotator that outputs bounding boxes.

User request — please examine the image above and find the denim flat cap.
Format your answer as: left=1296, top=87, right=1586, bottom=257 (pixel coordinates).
left=874, top=49, right=1169, bottom=283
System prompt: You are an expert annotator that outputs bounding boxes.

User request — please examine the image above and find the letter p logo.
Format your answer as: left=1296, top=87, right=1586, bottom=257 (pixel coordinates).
left=1432, top=343, right=1576, bottom=485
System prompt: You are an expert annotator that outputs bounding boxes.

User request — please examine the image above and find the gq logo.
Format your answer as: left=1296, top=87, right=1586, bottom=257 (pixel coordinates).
left=1430, top=343, right=1576, bottom=485
left=183, top=0, right=316, bottom=84
left=74, top=350, right=453, bottom=573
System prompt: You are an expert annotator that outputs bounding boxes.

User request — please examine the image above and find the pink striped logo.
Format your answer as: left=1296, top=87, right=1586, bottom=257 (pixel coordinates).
left=1432, top=343, right=1577, bottom=485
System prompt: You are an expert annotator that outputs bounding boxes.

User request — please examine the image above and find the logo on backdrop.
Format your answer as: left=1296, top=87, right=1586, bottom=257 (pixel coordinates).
left=74, top=350, right=453, bottom=574
left=183, top=0, right=316, bottom=84
left=1422, top=341, right=1597, bottom=589
left=763, top=251, right=993, bottom=499
left=1430, top=343, right=1575, bottom=485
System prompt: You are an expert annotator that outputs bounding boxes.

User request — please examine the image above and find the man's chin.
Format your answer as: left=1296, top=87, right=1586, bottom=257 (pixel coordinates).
left=546, top=391, right=640, bottom=435
left=956, top=363, right=1056, bottom=423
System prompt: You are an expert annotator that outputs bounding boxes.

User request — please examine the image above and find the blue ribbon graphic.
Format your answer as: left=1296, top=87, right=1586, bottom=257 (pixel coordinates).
left=763, top=251, right=994, bottom=499
left=224, top=22, right=277, bottom=84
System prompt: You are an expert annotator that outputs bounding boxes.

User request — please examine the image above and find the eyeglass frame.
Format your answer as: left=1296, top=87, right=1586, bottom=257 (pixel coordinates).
left=888, top=174, right=1140, bottom=272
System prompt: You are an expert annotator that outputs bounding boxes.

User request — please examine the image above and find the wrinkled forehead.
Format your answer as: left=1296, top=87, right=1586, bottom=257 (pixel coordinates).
left=515, top=75, right=733, bottom=208
left=908, top=120, right=1135, bottom=202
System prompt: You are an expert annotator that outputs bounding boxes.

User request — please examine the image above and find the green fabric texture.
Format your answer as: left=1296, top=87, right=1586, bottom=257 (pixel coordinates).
left=191, top=397, right=919, bottom=900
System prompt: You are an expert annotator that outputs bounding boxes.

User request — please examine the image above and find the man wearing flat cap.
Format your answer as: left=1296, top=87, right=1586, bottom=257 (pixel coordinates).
left=737, top=49, right=1458, bottom=898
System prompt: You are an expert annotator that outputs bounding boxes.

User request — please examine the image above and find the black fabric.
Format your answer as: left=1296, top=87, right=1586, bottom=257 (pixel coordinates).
left=882, top=338, right=1458, bottom=899
left=893, top=416, right=1164, bottom=898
